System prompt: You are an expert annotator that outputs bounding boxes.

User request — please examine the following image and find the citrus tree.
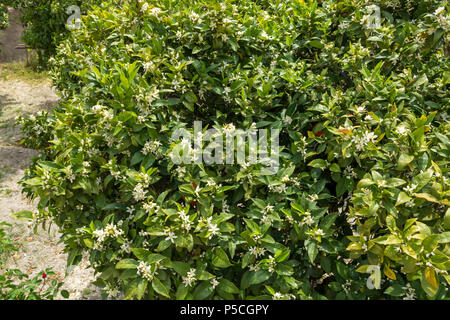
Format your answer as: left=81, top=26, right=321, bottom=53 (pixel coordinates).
left=19, top=0, right=449, bottom=300
left=12, top=0, right=101, bottom=68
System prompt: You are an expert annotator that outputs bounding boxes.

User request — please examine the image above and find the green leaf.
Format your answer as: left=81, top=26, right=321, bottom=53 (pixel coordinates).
left=124, top=279, right=142, bottom=299
left=130, top=151, right=144, bottom=166
left=444, top=208, right=450, bottom=230
left=435, top=132, right=450, bottom=146
left=102, top=202, right=126, bottom=211
left=174, top=231, right=192, bottom=249
left=116, top=259, right=138, bottom=269
left=155, top=239, right=172, bottom=252
left=132, top=248, right=150, bottom=261
left=193, top=281, right=214, bottom=300
left=60, top=290, right=70, bottom=299
left=154, top=98, right=181, bottom=107
left=275, top=263, right=294, bottom=276
left=172, top=261, right=190, bottom=276
left=308, top=159, right=327, bottom=169
left=152, top=277, right=170, bottom=298
left=241, top=270, right=271, bottom=289
left=136, top=278, right=148, bottom=299
left=413, top=193, right=439, bottom=203
left=386, top=215, right=396, bottom=232
left=395, top=192, right=412, bottom=206
left=329, top=163, right=341, bottom=173
left=179, top=183, right=196, bottom=195
left=437, top=232, right=450, bottom=244
left=356, top=265, right=370, bottom=273
left=274, top=248, right=290, bottom=263
left=357, top=178, right=374, bottom=189
left=196, top=270, right=215, bottom=280
left=83, top=238, right=94, bottom=248
left=347, top=242, right=363, bottom=251
left=320, top=214, right=338, bottom=231
left=384, top=284, right=403, bottom=297
left=176, top=284, right=189, bottom=300
left=99, top=267, right=115, bottom=280
left=328, top=282, right=341, bottom=292
left=386, top=178, right=406, bottom=187
left=218, top=278, right=240, bottom=294
left=309, top=40, right=324, bottom=49
left=397, top=153, right=414, bottom=170
left=11, top=210, right=34, bottom=221
left=242, top=252, right=254, bottom=268
left=305, top=239, right=318, bottom=263
left=212, top=248, right=233, bottom=268
left=336, top=261, right=350, bottom=280
left=336, top=178, right=348, bottom=197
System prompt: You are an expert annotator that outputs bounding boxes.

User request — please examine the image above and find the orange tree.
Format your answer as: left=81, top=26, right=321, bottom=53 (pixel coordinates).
left=19, top=0, right=449, bottom=300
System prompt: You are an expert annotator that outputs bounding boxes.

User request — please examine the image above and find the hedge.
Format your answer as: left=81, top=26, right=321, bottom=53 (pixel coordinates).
left=18, top=0, right=449, bottom=300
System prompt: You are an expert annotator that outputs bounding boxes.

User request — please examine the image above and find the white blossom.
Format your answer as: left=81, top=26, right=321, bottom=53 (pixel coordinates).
left=182, top=268, right=197, bottom=287
left=137, top=261, right=154, bottom=281
left=133, top=183, right=147, bottom=201
left=143, top=139, right=162, bottom=155
left=211, top=278, right=220, bottom=288
left=165, top=231, right=177, bottom=243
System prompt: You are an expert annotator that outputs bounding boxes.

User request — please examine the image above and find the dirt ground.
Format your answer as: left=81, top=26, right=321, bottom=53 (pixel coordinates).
left=0, top=9, right=102, bottom=300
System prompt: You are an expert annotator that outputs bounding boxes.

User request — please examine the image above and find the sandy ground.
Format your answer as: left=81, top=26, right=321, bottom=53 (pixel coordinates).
left=0, top=9, right=102, bottom=300
left=0, top=79, right=102, bottom=300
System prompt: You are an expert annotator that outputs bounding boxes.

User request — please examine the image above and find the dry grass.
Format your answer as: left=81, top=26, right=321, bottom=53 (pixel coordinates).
left=0, top=57, right=49, bottom=83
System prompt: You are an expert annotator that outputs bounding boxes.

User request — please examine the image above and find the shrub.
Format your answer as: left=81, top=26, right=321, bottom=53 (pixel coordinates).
left=14, top=0, right=100, bottom=68
left=20, top=0, right=449, bottom=300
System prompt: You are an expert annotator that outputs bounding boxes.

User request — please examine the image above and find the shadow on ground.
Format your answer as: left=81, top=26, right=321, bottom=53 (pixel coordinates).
left=0, top=93, right=20, bottom=116
left=0, top=146, right=37, bottom=184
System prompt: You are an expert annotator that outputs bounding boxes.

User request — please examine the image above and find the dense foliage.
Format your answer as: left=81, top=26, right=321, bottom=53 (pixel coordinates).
left=19, top=0, right=449, bottom=300
left=11, top=0, right=100, bottom=68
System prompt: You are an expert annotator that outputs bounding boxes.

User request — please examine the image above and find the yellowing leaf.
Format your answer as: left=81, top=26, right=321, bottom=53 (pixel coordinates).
left=338, top=127, right=352, bottom=135
left=383, top=264, right=396, bottom=280
left=414, top=193, right=439, bottom=203
left=421, top=267, right=439, bottom=297
left=347, top=242, right=363, bottom=251
left=308, top=159, right=327, bottom=169
left=356, top=265, right=370, bottom=273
